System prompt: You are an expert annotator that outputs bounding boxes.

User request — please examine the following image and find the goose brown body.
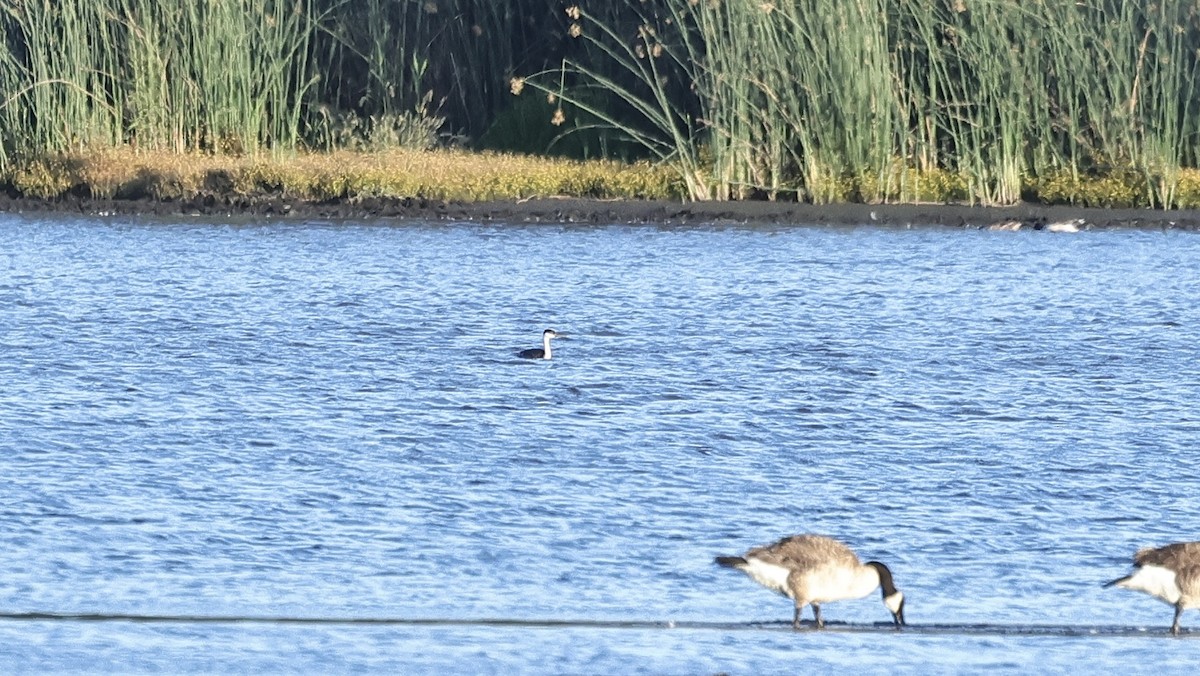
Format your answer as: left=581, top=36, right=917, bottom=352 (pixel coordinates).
left=716, top=534, right=905, bottom=629
left=1106, top=541, right=1200, bottom=635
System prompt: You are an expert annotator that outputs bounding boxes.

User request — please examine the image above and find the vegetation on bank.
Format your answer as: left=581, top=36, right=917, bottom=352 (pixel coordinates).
left=12, top=149, right=1200, bottom=209
left=4, top=1, right=1200, bottom=208
left=3, top=149, right=682, bottom=202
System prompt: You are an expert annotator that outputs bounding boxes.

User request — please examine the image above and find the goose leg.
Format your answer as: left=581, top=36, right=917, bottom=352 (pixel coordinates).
left=1172, top=603, right=1183, bottom=636
left=813, top=603, right=824, bottom=629
left=792, top=604, right=803, bottom=630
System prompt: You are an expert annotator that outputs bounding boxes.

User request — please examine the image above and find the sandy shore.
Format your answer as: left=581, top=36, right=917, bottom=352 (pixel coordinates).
left=2, top=192, right=1199, bottom=229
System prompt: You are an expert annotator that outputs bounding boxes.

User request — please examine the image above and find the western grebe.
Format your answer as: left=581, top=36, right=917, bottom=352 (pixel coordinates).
left=518, top=328, right=558, bottom=360
left=1106, top=541, right=1200, bottom=635
left=716, top=534, right=906, bottom=629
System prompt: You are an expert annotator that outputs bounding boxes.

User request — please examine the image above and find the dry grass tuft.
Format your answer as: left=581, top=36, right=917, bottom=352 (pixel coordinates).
left=15, top=147, right=1200, bottom=209
left=1, top=148, right=684, bottom=202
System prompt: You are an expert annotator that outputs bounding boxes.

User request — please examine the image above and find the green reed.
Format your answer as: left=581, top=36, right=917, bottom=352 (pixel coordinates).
left=0, top=0, right=315, bottom=164
left=0, top=0, right=122, bottom=162
left=552, top=0, right=1200, bottom=204
left=312, top=0, right=434, bottom=125
left=312, top=1, right=620, bottom=143
left=1133, top=1, right=1200, bottom=206
left=517, top=2, right=711, bottom=198
left=133, top=0, right=316, bottom=153
left=6, top=0, right=1200, bottom=206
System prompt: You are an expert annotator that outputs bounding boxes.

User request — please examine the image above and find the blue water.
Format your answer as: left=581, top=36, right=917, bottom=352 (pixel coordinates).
left=1, top=214, right=1198, bottom=673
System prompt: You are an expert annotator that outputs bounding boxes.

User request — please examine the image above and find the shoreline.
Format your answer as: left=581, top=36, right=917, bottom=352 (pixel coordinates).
left=2, top=192, right=1200, bottom=229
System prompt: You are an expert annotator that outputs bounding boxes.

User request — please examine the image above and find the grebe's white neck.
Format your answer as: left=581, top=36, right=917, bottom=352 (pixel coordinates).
left=541, top=331, right=553, bottom=359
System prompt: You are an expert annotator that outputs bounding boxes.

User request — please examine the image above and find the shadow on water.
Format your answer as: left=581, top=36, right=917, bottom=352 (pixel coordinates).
left=0, top=613, right=1190, bottom=638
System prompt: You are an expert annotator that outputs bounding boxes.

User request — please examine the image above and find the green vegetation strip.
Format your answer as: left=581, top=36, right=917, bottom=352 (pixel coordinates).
left=2, top=149, right=683, bottom=203
left=7, top=2, right=1200, bottom=206
left=10, top=149, right=1200, bottom=208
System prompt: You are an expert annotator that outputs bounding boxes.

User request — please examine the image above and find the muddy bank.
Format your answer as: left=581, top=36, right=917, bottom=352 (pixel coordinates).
left=2, top=192, right=1199, bottom=229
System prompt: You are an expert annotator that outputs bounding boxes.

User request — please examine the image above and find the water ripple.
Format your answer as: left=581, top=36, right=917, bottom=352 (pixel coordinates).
left=0, top=217, right=1198, bottom=671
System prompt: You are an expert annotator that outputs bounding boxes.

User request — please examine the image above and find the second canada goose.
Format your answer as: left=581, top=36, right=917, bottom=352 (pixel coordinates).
left=517, top=329, right=558, bottom=360
left=987, top=219, right=1024, bottom=231
left=1044, top=218, right=1084, bottom=233
left=1105, top=541, right=1200, bottom=636
left=715, top=534, right=905, bottom=629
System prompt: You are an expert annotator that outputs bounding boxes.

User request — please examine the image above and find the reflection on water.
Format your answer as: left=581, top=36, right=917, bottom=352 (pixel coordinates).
left=1, top=215, right=1199, bottom=672
left=1, top=612, right=1194, bottom=638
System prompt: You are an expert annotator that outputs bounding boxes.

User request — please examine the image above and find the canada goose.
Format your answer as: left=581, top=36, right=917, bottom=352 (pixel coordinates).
left=715, top=534, right=905, bottom=629
left=1105, top=541, right=1200, bottom=636
left=518, top=328, right=558, bottom=359
left=987, top=219, right=1024, bottom=231
left=1044, top=218, right=1084, bottom=233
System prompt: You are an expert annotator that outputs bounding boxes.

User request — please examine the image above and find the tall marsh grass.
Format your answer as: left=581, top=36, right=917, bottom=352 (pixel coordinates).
left=0, top=0, right=316, bottom=162
left=0, top=0, right=586, bottom=167
left=532, top=0, right=1200, bottom=205
left=516, top=4, right=711, bottom=198
left=4, top=0, right=1200, bottom=206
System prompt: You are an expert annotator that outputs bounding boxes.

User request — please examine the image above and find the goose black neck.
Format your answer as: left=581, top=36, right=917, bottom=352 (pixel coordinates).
left=865, top=561, right=898, bottom=596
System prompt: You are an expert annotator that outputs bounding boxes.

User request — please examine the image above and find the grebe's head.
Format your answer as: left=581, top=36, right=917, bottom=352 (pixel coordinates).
left=543, top=329, right=558, bottom=338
